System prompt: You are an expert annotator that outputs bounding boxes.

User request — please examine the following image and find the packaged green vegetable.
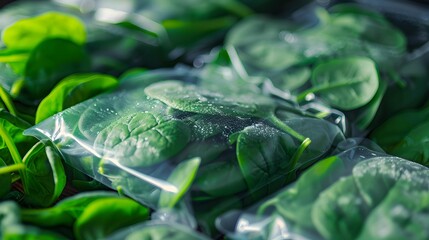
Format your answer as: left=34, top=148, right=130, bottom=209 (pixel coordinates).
left=25, top=66, right=345, bottom=235
left=217, top=146, right=429, bottom=240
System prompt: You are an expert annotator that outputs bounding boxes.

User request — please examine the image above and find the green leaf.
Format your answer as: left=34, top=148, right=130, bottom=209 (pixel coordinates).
left=22, top=142, right=66, bottom=207
left=0, top=201, right=67, bottom=240
left=358, top=182, right=429, bottom=240
left=0, top=158, right=12, bottom=198
left=195, top=160, right=247, bottom=197
left=390, top=122, right=429, bottom=166
left=371, top=106, right=429, bottom=152
left=354, top=78, right=387, bottom=129
left=144, top=80, right=307, bottom=142
left=22, top=38, right=90, bottom=100
left=159, top=157, right=200, bottom=208
left=259, top=156, right=346, bottom=227
left=0, top=109, right=33, bottom=153
left=74, top=198, right=149, bottom=240
left=94, top=112, right=191, bottom=167
left=144, top=80, right=275, bottom=118
left=312, top=176, right=369, bottom=240
left=21, top=191, right=120, bottom=227
left=233, top=124, right=298, bottom=195
left=36, top=73, right=118, bottom=123
left=301, top=57, right=379, bottom=110
left=2, top=12, right=85, bottom=51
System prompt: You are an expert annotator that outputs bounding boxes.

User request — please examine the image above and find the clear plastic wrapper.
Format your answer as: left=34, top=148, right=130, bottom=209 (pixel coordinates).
left=222, top=1, right=429, bottom=135
left=217, top=146, right=429, bottom=240
left=25, top=65, right=346, bottom=235
left=107, top=221, right=210, bottom=240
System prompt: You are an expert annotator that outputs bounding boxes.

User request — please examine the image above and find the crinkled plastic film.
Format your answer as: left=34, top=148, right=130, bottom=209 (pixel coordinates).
left=223, top=1, right=429, bottom=136
left=25, top=65, right=347, bottom=235
left=216, top=146, right=429, bottom=240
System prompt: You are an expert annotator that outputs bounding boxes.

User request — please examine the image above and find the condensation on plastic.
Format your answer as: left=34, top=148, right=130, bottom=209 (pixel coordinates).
left=106, top=221, right=210, bottom=240
left=223, top=0, right=429, bottom=137
left=24, top=65, right=346, bottom=235
left=216, top=146, right=429, bottom=240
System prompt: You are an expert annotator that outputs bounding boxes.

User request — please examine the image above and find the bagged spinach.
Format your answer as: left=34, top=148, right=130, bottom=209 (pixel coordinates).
left=25, top=66, right=345, bottom=235
left=221, top=2, right=429, bottom=133
left=217, top=146, right=429, bottom=240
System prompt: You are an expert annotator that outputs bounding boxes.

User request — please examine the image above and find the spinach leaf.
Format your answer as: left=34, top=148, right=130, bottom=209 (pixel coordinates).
left=36, top=73, right=118, bottom=123
left=0, top=201, right=67, bottom=240
left=22, top=142, right=66, bottom=207
left=298, top=57, right=379, bottom=110
left=390, top=122, right=429, bottom=166
left=0, top=108, right=33, bottom=157
left=231, top=123, right=299, bottom=195
left=354, top=78, right=387, bottom=130
left=195, top=160, right=247, bottom=198
left=2, top=12, right=85, bottom=51
left=94, top=112, right=191, bottom=167
left=371, top=107, right=429, bottom=151
left=312, top=176, right=369, bottom=240
left=257, top=156, right=347, bottom=227
left=358, top=181, right=429, bottom=239
left=22, top=38, right=90, bottom=100
left=21, top=191, right=121, bottom=227
left=144, top=80, right=308, bottom=142
left=0, top=158, right=13, bottom=197
left=159, top=157, right=200, bottom=208
left=74, top=198, right=149, bottom=240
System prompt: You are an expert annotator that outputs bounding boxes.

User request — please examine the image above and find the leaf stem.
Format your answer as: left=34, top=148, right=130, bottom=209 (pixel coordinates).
left=290, top=138, right=312, bottom=168
left=296, top=79, right=365, bottom=103
left=267, top=115, right=306, bottom=142
left=0, top=85, right=18, bottom=116
left=0, top=163, right=25, bottom=175
left=0, top=124, right=22, bottom=165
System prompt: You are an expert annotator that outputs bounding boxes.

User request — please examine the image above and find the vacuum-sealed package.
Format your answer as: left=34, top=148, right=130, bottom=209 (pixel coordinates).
left=107, top=221, right=210, bottom=240
left=217, top=146, right=429, bottom=240
left=25, top=65, right=346, bottom=235
left=222, top=1, right=429, bottom=134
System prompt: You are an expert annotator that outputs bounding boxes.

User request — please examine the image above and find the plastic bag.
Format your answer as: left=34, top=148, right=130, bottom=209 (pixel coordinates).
left=217, top=146, right=429, bottom=240
left=25, top=65, right=346, bottom=235
left=222, top=1, right=429, bottom=135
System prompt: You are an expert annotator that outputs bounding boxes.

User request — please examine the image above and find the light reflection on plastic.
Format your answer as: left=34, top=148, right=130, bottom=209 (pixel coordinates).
left=95, top=8, right=128, bottom=23
left=51, top=116, right=179, bottom=194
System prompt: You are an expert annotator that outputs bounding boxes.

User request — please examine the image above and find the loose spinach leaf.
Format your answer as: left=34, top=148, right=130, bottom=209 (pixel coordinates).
left=0, top=201, right=67, bottom=240
left=2, top=12, right=85, bottom=51
left=94, top=112, right=191, bottom=167
left=74, top=198, right=149, bottom=240
left=158, top=157, right=200, bottom=208
left=299, top=57, right=379, bottom=110
left=35, top=73, right=118, bottom=123
left=21, top=191, right=120, bottom=227
left=22, top=142, right=66, bottom=207
left=22, top=38, right=90, bottom=100
left=390, top=122, right=429, bottom=166
left=371, top=107, right=429, bottom=151
left=0, top=158, right=12, bottom=198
